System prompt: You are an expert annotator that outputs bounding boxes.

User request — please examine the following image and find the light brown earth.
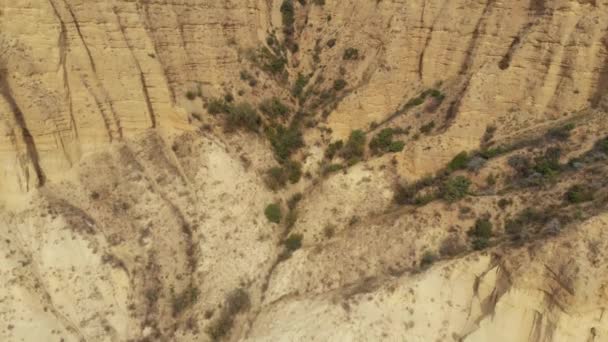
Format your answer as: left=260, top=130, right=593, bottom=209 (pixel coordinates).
left=1, top=0, right=608, bottom=341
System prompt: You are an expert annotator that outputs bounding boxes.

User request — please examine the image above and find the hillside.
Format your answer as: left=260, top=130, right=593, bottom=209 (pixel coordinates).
left=1, top=0, right=607, bottom=341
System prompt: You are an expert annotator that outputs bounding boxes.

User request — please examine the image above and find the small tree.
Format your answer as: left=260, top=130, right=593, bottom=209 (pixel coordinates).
left=265, top=204, right=282, bottom=223
left=284, top=233, right=303, bottom=251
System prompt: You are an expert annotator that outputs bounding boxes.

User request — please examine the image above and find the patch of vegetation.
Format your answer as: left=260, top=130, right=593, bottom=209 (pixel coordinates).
left=504, top=208, right=552, bottom=240
left=172, top=286, right=200, bottom=316
left=266, top=124, right=304, bottom=162
left=497, top=198, right=512, bottom=209
left=284, top=233, right=303, bottom=251
left=333, top=79, right=347, bottom=91
left=340, top=130, right=366, bottom=164
left=280, top=0, right=295, bottom=35
left=404, top=89, right=445, bottom=108
left=206, top=98, right=260, bottom=132
left=343, top=48, right=359, bottom=60
left=546, top=123, right=575, bottom=141
left=325, top=140, right=344, bottom=159
left=259, top=97, right=290, bottom=118
left=326, top=38, right=336, bottom=47
left=420, top=121, right=435, bottom=134
left=285, top=209, right=298, bottom=229
left=447, top=151, right=470, bottom=172
left=468, top=218, right=492, bottom=250
left=186, top=90, right=197, bottom=100
left=322, top=163, right=344, bottom=175
left=287, top=193, right=303, bottom=209
left=265, top=167, right=288, bottom=190
left=369, top=128, right=405, bottom=155
left=441, top=176, right=471, bottom=202
left=439, top=235, right=466, bottom=257
left=265, top=203, right=282, bottom=223
left=565, top=184, right=594, bottom=204
left=420, top=250, right=437, bottom=269
left=208, top=289, right=250, bottom=340
left=293, top=73, right=309, bottom=100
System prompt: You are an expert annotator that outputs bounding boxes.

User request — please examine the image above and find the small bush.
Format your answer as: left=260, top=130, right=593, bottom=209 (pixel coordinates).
left=546, top=123, right=575, bottom=141
left=469, top=218, right=492, bottom=239
left=533, top=147, right=561, bottom=177
left=565, top=185, right=594, bottom=204
left=420, top=250, right=436, bottom=268
left=287, top=193, right=303, bottom=209
left=325, top=140, right=344, bottom=159
left=267, top=124, right=304, bottom=162
left=479, top=146, right=507, bottom=159
left=208, top=289, right=250, bottom=340
left=293, top=73, right=309, bottom=99
left=497, top=198, right=512, bottom=209
left=471, top=237, right=489, bottom=250
left=441, top=176, right=471, bottom=202
left=225, top=102, right=261, bottom=132
left=508, top=155, right=532, bottom=177
left=596, top=137, right=608, bottom=153
left=447, top=151, right=470, bottom=172
left=207, top=98, right=229, bottom=114
left=333, top=79, right=347, bottom=91
left=323, top=224, right=335, bottom=238
left=326, top=38, right=336, bottom=47
left=186, top=90, right=197, bottom=100
left=369, top=128, right=405, bottom=155
left=340, top=130, right=366, bottom=163
left=343, top=48, right=359, bottom=60
left=259, top=97, right=290, bottom=118
left=285, top=160, right=302, bottom=184
left=323, top=163, right=344, bottom=175
left=284, top=233, right=303, bottom=251
left=265, top=204, right=282, bottom=223
left=280, top=0, right=295, bottom=34
left=285, top=209, right=298, bottom=229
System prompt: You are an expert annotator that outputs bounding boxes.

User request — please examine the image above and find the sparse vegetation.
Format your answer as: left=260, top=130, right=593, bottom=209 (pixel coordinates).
left=259, top=97, right=290, bottom=118
left=293, top=73, right=309, bottom=100
left=369, top=128, right=405, bottom=155
left=420, top=121, right=435, bottom=134
left=280, top=0, right=295, bottom=35
left=325, top=140, right=344, bottom=159
left=546, top=123, right=575, bottom=141
left=333, top=79, right=347, bottom=91
left=565, top=184, right=594, bottom=204
left=340, top=130, right=366, bottom=164
left=468, top=218, right=492, bottom=250
left=420, top=250, right=437, bottom=268
left=208, top=289, right=250, bottom=340
left=343, top=48, right=359, bottom=60
left=172, top=286, right=200, bottom=316
left=266, top=124, right=304, bottom=162
left=206, top=98, right=261, bottom=132
left=284, top=233, right=303, bottom=251
left=265, top=203, right=282, bottom=223
left=447, top=151, right=470, bottom=172
left=441, top=176, right=471, bottom=202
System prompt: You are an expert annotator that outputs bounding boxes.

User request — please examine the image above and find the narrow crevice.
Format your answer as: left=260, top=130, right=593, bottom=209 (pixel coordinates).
left=458, top=0, right=494, bottom=76
left=0, top=80, right=46, bottom=187
left=114, top=7, right=157, bottom=129
left=60, top=0, right=98, bottom=73
left=590, top=34, right=608, bottom=108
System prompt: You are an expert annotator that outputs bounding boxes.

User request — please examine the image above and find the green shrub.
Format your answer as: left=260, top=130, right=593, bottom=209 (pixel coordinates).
left=265, top=204, right=282, bottom=223
left=565, top=185, right=594, bottom=204
left=323, top=163, right=344, bottom=175
left=343, top=48, right=359, bottom=60
left=472, top=237, right=489, bottom=250
left=533, top=147, right=561, bottom=177
left=293, top=73, right=309, bottom=99
left=259, top=97, right=290, bottom=118
left=326, top=38, right=336, bottom=47
left=420, top=250, right=436, bottom=268
left=369, top=128, right=405, bottom=154
left=225, top=102, right=261, bottom=132
left=267, top=124, right=304, bottom=162
left=447, top=151, right=470, bottom=172
left=497, top=198, right=512, bottom=209
left=287, top=193, right=303, bottom=209
left=285, top=160, right=302, bottom=184
left=325, top=140, right=344, bottom=159
left=280, top=0, right=295, bottom=34
left=186, top=90, right=197, bottom=100
left=469, top=218, right=492, bottom=239
left=207, top=98, right=229, bottom=114
left=340, top=130, right=366, bottom=163
left=284, top=233, right=303, bottom=251
left=333, top=79, right=347, bottom=91
left=479, top=146, right=507, bottom=159
left=441, top=176, right=471, bottom=202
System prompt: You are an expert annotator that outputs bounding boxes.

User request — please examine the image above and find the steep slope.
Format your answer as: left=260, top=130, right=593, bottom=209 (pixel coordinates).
left=1, top=0, right=608, bottom=341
